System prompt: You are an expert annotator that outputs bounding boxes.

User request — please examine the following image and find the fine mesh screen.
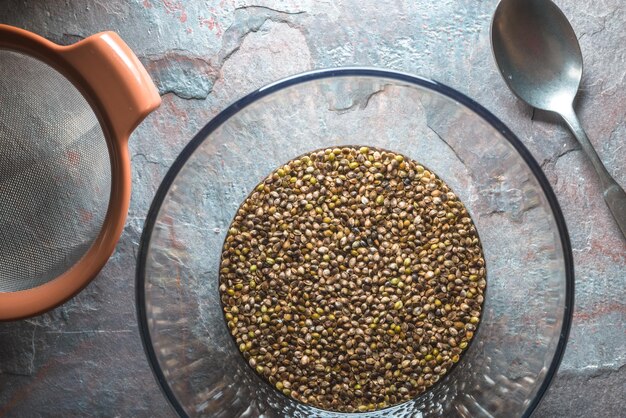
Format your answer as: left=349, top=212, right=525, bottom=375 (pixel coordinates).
left=0, top=50, right=111, bottom=292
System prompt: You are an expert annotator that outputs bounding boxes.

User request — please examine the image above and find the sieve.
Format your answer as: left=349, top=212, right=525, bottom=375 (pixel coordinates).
left=0, top=25, right=160, bottom=320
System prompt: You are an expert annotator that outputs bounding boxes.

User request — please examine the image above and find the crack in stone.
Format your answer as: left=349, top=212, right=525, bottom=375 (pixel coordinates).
left=541, top=145, right=581, bottom=169
left=0, top=369, right=34, bottom=377
left=362, top=85, right=390, bottom=109
left=141, top=6, right=307, bottom=101
left=141, top=51, right=216, bottom=100
left=159, top=90, right=210, bottom=100
left=218, top=36, right=248, bottom=65
left=47, top=32, right=85, bottom=45
left=219, top=10, right=305, bottom=64
left=426, top=121, right=467, bottom=166
left=414, top=96, right=467, bottom=166
left=328, top=101, right=359, bottom=113
left=578, top=7, right=618, bottom=41
left=234, top=5, right=306, bottom=15
left=606, top=122, right=623, bottom=149
left=328, top=85, right=390, bottom=113
left=132, top=153, right=170, bottom=168
left=560, top=363, right=626, bottom=379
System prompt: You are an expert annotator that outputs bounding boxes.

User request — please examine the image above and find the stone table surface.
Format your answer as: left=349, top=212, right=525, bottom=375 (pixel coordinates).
left=0, top=0, right=624, bottom=417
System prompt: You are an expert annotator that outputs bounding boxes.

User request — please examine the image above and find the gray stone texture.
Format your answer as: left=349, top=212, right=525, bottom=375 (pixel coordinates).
left=0, top=0, right=624, bottom=416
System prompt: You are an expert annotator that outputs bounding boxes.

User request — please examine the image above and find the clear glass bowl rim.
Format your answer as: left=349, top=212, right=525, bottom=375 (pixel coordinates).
left=135, top=67, right=575, bottom=418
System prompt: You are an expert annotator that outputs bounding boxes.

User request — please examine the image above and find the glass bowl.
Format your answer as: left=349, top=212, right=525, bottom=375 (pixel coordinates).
left=136, top=68, right=573, bottom=418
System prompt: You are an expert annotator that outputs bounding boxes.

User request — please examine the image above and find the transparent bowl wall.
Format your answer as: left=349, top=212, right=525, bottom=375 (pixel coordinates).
left=137, top=69, right=573, bottom=418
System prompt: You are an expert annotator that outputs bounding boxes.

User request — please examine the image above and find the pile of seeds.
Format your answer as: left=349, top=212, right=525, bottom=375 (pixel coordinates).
left=219, top=146, right=486, bottom=413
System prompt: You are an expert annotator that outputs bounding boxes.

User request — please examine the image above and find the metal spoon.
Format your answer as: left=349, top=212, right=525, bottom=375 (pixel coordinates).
left=491, top=0, right=626, bottom=239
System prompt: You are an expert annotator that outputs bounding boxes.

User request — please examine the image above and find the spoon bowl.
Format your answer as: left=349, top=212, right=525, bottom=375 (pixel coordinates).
left=491, top=0, right=582, bottom=112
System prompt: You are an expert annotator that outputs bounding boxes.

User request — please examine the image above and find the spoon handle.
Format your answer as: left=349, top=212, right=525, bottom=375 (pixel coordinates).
left=559, top=106, right=626, bottom=240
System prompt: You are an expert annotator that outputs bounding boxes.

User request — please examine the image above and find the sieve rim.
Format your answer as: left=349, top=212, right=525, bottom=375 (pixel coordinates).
left=0, top=24, right=160, bottom=320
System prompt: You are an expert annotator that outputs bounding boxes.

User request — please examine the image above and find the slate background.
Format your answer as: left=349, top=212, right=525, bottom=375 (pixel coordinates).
left=0, top=0, right=624, bottom=416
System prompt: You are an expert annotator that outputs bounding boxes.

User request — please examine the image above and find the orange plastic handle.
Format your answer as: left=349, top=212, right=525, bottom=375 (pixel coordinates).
left=61, top=31, right=161, bottom=141
left=0, top=25, right=161, bottom=143
left=0, top=25, right=161, bottom=320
